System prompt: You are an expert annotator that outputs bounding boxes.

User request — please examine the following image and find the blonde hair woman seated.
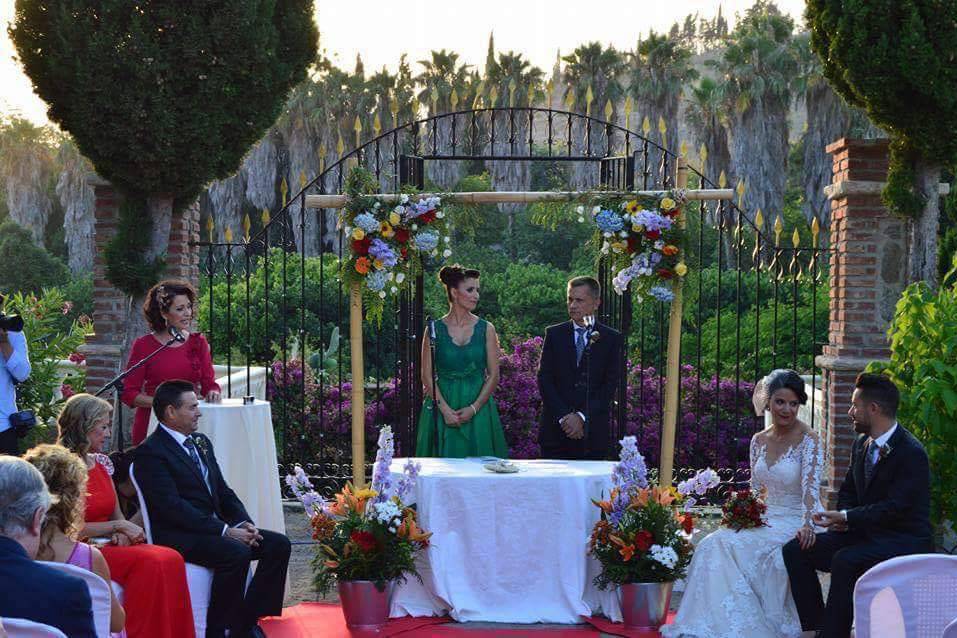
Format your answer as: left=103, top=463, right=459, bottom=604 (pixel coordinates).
left=24, top=444, right=125, bottom=634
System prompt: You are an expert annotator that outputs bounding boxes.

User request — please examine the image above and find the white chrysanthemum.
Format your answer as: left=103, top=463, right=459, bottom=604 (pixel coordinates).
left=649, top=544, right=679, bottom=570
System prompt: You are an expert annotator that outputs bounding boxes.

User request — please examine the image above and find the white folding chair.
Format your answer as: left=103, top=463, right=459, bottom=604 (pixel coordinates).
left=1, top=617, right=68, bottom=638
left=129, top=463, right=215, bottom=637
left=853, top=554, right=957, bottom=638
left=36, top=561, right=111, bottom=638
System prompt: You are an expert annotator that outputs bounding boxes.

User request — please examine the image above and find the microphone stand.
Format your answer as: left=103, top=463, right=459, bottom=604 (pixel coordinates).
left=96, top=333, right=181, bottom=450
left=582, top=316, right=596, bottom=450
left=427, top=317, right=439, bottom=456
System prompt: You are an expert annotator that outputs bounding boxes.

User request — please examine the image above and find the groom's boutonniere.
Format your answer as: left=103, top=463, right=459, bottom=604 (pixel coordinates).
left=878, top=443, right=893, bottom=462
left=588, top=330, right=601, bottom=345
left=192, top=434, right=210, bottom=456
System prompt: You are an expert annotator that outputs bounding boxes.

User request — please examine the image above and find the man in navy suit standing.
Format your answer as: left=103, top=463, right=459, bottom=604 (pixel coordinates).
left=0, top=456, right=96, bottom=637
left=136, top=380, right=290, bottom=638
left=538, top=276, right=622, bottom=460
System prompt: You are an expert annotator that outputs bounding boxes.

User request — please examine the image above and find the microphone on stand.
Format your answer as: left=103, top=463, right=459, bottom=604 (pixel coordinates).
left=169, top=325, right=186, bottom=343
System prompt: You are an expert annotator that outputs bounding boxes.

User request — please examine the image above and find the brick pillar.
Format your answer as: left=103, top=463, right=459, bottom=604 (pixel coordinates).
left=83, top=177, right=201, bottom=444
left=817, top=139, right=907, bottom=505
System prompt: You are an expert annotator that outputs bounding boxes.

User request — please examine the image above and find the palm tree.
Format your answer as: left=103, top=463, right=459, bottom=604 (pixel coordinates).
left=561, top=43, right=626, bottom=187
left=685, top=76, right=731, bottom=193
left=709, top=1, right=798, bottom=234
left=484, top=51, right=546, bottom=243
left=0, top=116, right=58, bottom=246
left=415, top=50, right=472, bottom=188
left=626, top=31, right=698, bottom=186
left=55, top=137, right=95, bottom=272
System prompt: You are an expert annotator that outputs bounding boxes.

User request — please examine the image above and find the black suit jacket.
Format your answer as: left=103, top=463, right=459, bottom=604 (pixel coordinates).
left=135, top=426, right=252, bottom=553
left=537, top=320, right=622, bottom=456
left=836, top=425, right=933, bottom=549
left=0, top=535, right=96, bottom=637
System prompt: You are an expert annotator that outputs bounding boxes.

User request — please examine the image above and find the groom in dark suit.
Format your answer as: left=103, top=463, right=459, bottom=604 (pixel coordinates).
left=135, top=380, right=290, bottom=638
left=783, top=373, right=933, bottom=638
left=538, top=276, right=622, bottom=460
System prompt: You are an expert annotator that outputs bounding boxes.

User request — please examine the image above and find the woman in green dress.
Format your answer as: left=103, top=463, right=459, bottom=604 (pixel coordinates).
left=415, top=264, right=509, bottom=458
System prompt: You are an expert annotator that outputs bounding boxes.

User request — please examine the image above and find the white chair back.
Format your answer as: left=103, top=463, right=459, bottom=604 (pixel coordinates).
left=1, top=617, right=68, bottom=638
left=36, top=561, right=111, bottom=638
left=853, top=554, right=957, bottom=638
left=943, top=617, right=957, bottom=638
left=129, top=463, right=214, bottom=637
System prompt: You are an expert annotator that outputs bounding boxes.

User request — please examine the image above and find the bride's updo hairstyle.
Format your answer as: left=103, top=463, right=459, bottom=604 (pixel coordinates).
left=751, top=369, right=807, bottom=415
left=439, top=264, right=481, bottom=303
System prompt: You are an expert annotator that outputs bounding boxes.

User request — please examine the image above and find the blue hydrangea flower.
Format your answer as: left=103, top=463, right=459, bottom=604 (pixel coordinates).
left=632, top=210, right=673, bottom=232
left=649, top=285, right=675, bottom=302
left=354, top=212, right=380, bottom=233
left=415, top=231, right=439, bottom=252
left=369, top=239, right=397, bottom=268
left=595, top=209, right=625, bottom=233
left=365, top=269, right=387, bottom=292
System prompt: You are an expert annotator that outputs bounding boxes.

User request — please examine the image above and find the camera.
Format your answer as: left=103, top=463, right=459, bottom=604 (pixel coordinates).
left=0, top=312, right=24, bottom=332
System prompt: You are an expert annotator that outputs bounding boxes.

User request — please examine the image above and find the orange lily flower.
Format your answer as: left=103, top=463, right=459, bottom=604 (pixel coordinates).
left=610, top=534, right=636, bottom=562
left=630, top=488, right=650, bottom=508
left=655, top=487, right=676, bottom=506
left=397, top=513, right=433, bottom=545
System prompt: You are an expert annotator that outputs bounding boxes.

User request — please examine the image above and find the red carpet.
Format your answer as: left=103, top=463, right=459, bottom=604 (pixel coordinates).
left=581, top=613, right=676, bottom=637
left=262, top=604, right=676, bottom=637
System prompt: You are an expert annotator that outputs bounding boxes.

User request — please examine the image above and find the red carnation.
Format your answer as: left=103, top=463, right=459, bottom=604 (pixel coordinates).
left=418, top=210, right=436, bottom=224
left=350, top=530, right=378, bottom=553
left=681, top=513, right=694, bottom=535
left=657, top=268, right=673, bottom=279
left=634, top=530, right=654, bottom=552
left=394, top=228, right=411, bottom=244
left=645, top=229, right=661, bottom=240
left=400, top=247, right=408, bottom=259
left=352, top=236, right=372, bottom=256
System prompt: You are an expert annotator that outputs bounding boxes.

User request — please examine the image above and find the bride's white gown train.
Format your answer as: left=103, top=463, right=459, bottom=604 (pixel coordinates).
left=661, top=432, right=824, bottom=638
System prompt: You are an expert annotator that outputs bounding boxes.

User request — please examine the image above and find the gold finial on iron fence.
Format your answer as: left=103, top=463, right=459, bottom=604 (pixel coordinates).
left=353, top=115, right=362, bottom=147
left=604, top=99, right=613, bottom=121
left=390, top=92, right=399, bottom=127
left=450, top=88, right=459, bottom=110
left=585, top=85, right=594, bottom=116
left=624, top=95, right=633, bottom=128
left=299, top=171, right=307, bottom=190
left=318, top=143, right=327, bottom=174
left=774, top=215, right=783, bottom=246
left=698, top=144, right=707, bottom=169
left=753, top=208, right=764, bottom=265
left=261, top=208, right=270, bottom=226
left=679, top=140, right=688, bottom=158
left=508, top=79, right=517, bottom=108
left=281, top=177, right=288, bottom=207
left=718, top=170, right=727, bottom=188
left=224, top=226, right=233, bottom=243
left=546, top=79, right=554, bottom=106
left=336, top=131, right=345, bottom=157
left=736, top=179, right=746, bottom=208
left=430, top=87, right=439, bottom=114
left=658, top=115, right=667, bottom=139
left=564, top=88, right=575, bottom=111
left=642, top=115, right=651, bottom=136
left=372, top=111, right=381, bottom=137
left=206, top=215, right=215, bottom=243
left=242, top=213, right=251, bottom=242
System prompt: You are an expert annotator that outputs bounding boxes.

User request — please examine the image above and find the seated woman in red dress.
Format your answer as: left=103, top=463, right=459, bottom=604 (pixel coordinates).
left=122, top=279, right=221, bottom=445
left=57, top=393, right=196, bottom=638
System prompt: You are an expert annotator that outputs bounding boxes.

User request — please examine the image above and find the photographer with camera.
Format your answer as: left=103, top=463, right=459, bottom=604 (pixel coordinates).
left=1, top=298, right=32, bottom=456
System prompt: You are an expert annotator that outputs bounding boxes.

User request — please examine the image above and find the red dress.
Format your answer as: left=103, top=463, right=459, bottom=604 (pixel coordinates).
left=122, top=332, right=220, bottom=445
left=86, top=460, right=195, bottom=638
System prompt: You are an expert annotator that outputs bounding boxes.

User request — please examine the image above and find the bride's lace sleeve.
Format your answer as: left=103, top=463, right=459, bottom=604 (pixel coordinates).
left=749, top=435, right=766, bottom=494
left=800, top=433, right=825, bottom=527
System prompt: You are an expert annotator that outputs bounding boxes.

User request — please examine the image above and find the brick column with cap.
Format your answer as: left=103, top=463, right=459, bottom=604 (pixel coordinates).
left=83, top=177, right=200, bottom=436
left=817, top=138, right=907, bottom=505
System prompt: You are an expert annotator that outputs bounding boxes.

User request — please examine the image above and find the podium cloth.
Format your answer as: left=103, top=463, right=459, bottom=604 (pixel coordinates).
left=147, top=399, right=285, bottom=535
left=388, top=457, right=620, bottom=623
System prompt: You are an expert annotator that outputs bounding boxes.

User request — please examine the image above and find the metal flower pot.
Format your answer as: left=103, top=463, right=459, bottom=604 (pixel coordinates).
left=620, top=581, right=673, bottom=629
left=337, top=580, right=394, bottom=628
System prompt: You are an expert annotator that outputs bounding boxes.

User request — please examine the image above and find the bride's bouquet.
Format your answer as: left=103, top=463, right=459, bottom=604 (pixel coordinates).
left=285, top=426, right=431, bottom=594
left=721, top=488, right=769, bottom=532
left=589, top=437, right=697, bottom=587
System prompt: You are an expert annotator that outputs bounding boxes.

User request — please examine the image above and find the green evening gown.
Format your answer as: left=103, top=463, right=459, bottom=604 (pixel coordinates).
left=414, top=318, right=509, bottom=458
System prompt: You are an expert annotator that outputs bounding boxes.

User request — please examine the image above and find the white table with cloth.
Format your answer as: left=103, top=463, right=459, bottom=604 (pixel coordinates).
left=388, top=457, right=629, bottom=623
left=147, top=398, right=285, bottom=535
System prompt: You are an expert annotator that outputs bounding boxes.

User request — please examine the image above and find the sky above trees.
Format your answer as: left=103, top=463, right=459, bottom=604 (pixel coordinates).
left=1, top=0, right=804, bottom=125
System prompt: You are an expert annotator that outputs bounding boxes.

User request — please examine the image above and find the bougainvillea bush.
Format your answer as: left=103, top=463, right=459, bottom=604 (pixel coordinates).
left=268, top=337, right=760, bottom=472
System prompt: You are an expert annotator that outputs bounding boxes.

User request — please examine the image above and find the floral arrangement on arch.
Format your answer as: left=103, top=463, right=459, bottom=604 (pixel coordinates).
left=581, top=190, right=688, bottom=303
left=589, top=437, right=715, bottom=587
left=341, top=168, right=451, bottom=320
left=285, top=426, right=431, bottom=594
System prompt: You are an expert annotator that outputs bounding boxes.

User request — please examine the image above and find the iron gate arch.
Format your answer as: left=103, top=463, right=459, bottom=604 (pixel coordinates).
left=197, top=107, right=827, bottom=498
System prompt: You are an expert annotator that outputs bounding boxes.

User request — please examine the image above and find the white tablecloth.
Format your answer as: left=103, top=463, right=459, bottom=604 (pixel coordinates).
left=147, top=399, right=285, bottom=535
left=388, top=458, right=618, bottom=623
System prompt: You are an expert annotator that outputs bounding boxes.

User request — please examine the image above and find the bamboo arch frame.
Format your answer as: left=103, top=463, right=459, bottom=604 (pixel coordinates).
left=324, top=157, right=732, bottom=487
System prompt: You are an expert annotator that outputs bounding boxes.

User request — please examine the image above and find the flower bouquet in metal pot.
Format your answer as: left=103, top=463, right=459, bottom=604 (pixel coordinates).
left=286, top=426, right=430, bottom=627
left=589, top=437, right=717, bottom=628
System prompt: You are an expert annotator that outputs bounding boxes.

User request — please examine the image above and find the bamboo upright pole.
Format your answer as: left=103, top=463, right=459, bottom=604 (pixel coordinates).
left=349, top=282, right=366, bottom=487
left=659, top=156, right=689, bottom=488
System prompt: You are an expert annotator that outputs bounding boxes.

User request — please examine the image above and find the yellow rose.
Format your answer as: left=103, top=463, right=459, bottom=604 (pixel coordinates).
left=611, top=241, right=627, bottom=254
left=389, top=211, right=401, bottom=226
left=351, top=228, right=365, bottom=240
left=660, top=197, right=676, bottom=212
left=675, top=262, right=688, bottom=277
left=380, top=221, right=395, bottom=238
left=631, top=223, right=645, bottom=233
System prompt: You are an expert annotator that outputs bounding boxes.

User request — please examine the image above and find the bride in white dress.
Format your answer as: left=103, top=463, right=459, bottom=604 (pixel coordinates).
left=661, top=369, right=825, bottom=638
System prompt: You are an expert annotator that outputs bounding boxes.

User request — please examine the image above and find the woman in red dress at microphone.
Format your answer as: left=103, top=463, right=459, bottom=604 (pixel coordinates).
left=122, top=280, right=221, bottom=445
